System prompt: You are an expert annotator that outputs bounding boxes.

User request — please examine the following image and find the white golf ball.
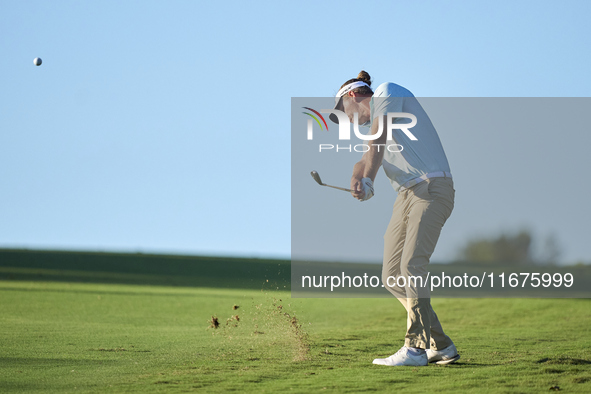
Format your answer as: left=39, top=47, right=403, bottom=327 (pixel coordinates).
left=34, top=57, right=42, bottom=66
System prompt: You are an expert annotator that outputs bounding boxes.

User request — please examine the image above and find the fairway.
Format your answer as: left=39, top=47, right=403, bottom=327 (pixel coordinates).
left=1, top=252, right=591, bottom=393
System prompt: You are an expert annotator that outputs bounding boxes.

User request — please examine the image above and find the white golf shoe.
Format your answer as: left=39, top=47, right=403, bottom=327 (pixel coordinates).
left=372, top=346, right=428, bottom=366
left=426, top=343, right=460, bottom=365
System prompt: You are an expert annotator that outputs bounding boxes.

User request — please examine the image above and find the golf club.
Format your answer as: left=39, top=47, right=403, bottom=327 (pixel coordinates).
left=310, top=170, right=352, bottom=192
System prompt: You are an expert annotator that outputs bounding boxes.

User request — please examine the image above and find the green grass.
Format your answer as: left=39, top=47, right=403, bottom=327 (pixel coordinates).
left=1, top=250, right=591, bottom=392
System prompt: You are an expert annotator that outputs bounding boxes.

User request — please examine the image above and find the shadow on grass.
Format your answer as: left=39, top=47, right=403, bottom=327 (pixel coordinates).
left=0, top=357, right=119, bottom=366
left=537, top=357, right=591, bottom=365
left=0, top=249, right=290, bottom=290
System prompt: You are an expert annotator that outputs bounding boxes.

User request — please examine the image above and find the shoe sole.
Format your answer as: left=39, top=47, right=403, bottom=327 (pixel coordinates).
left=431, top=354, right=460, bottom=365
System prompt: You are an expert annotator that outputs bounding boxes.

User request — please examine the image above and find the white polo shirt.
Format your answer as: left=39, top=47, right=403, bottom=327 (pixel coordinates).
left=370, top=82, right=451, bottom=191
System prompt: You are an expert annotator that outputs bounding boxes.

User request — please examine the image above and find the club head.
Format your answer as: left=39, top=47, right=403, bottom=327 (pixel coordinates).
left=310, top=171, right=324, bottom=185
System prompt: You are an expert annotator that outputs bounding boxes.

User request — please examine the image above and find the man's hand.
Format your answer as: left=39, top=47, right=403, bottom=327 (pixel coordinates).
left=351, top=177, right=374, bottom=201
left=351, top=176, right=363, bottom=200
left=360, top=177, right=374, bottom=201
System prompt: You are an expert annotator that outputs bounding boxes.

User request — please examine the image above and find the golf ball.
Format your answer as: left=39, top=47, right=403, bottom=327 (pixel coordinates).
left=33, top=57, right=42, bottom=66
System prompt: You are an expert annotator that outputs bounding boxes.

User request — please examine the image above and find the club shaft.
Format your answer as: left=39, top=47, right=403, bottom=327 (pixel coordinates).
left=323, top=184, right=352, bottom=192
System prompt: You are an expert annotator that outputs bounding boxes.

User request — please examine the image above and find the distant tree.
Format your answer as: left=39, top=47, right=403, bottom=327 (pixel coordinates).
left=536, top=233, right=562, bottom=265
left=459, top=230, right=533, bottom=264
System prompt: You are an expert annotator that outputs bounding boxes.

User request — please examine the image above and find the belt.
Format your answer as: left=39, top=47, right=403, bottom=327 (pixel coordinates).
left=399, top=171, right=452, bottom=190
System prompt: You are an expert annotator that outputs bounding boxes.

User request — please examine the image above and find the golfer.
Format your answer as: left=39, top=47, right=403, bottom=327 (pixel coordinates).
left=332, top=71, right=460, bottom=366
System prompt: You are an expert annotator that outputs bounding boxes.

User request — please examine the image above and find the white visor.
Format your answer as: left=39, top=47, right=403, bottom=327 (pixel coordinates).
left=335, top=81, right=370, bottom=103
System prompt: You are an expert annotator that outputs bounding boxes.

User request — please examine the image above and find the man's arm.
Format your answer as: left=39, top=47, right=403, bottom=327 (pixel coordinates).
left=351, top=116, right=388, bottom=200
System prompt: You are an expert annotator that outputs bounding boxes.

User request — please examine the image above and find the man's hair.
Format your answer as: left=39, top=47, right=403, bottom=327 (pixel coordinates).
left=339, top=70, right=374, bottom=95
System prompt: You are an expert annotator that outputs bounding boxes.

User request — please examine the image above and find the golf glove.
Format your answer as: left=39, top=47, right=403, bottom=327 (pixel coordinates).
left=360, top=177, right=374, bottom=201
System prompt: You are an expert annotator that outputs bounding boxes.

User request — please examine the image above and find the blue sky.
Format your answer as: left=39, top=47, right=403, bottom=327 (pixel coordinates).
left=1, top=1, right=590, bottom=263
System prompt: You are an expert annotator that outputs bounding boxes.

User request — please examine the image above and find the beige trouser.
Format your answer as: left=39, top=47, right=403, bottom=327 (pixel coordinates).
left=382, top=176, right=455, bottom=350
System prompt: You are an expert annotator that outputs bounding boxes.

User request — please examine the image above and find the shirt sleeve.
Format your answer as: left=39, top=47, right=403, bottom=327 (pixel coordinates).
left=371, top=83, right=405, bottom=119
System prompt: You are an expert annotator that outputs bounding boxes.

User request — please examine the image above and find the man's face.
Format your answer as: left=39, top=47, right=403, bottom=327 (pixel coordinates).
left=341, top=94, right=371, bottom=125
